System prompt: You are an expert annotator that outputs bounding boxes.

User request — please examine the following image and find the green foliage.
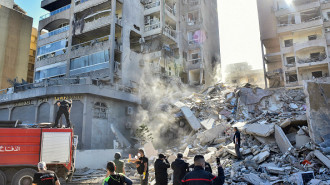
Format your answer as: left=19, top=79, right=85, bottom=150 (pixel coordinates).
left=135, top=124, right=153, bottom=144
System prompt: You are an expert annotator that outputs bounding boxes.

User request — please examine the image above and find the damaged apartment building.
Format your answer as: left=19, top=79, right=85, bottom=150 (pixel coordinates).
left=257, top=0, right=330, bottom=88
left=0, top=0, right=220, bottom=150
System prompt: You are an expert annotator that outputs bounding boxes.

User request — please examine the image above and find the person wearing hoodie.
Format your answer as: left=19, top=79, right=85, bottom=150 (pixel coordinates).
left=154, top=154, right=170, bottom=185
left=171, top=153, right=189, bottom=185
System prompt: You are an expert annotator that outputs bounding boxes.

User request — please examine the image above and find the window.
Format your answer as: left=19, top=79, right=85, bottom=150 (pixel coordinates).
left=310, top=52, right=320, bottom=59
left=35, top=63, right=66, bottom=81
left=312, top=71, right=322, bottom=78
left=187, top=11, right=199, bottom=25
left=70, top=50, right=110, bottom=74
left=288, top=74, right=297, bottom=82
left=93, top=102, right=108, bottom=119
left=183, top=52, right=187, bottom=60
left=308, top=35, right=317, bottom=40
left=37, top=39, right=67, bottom=56
left=286, top=56, right=295, bottom=65
left=284, top=39, right=293, bottom=47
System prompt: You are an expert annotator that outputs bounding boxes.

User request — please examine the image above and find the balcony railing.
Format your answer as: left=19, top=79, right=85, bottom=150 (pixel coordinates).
left=75, top=0, right=89, bottom=5
left=37, top=49, right=67, bottom=61
left=40, top=4, right=71, bottom=21
left=165, top=4, right=176, bottom=16
left=145, top=23, right=161, bottom=32
left=189, top=0, right=200, bottom=6
left=72, top=35, right=110, bottom=51
left=278, top=16, right=321, bottom=27
left=39, top=26, right=70, bottom=40
left=266, top=68, right=283, bottom=77
left=297, top=53, right=327, bottom=64
left=144, top=1, right=160, bottom=10
left=163, top=25, right=176, bottom=40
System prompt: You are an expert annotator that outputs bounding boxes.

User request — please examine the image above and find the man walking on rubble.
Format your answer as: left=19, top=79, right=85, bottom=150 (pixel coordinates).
left=103, top=161, right=132, bottom=185
left=181, top=155, right=225, bottom=185
left=233, top=127, right=242, bottom=160
left=171, top=153, right=189, bottom=185
left=54, top=99, right=72, bottom=128
left=154, top=154, right=170, bottom=185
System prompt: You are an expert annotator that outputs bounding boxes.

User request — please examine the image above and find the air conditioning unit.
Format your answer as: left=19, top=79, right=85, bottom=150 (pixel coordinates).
left=126, top=107, right=134, bottom=115
left=325, top=27, right=330, bottom=32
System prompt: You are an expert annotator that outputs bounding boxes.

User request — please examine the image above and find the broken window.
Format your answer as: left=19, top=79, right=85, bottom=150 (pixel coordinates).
left=284, top=39, right=293, bottom=47
left=286, top=56, right=295, bottom=65
left=187, top=11, right=199, bottom=25
left=288, top=74, right=298, bottom=82
left=310, top=52, right=320, bottom=60
left=308, top=35, right=317, bottom=41
left=191, top=52, right=201, bottom=64
left=183, top=52, right=187, bottom=60
left=93, top=102, right=108, bottom=119
left=130, top=31, right=142, bottom=53
left=312, top=71, right=322, bottom=78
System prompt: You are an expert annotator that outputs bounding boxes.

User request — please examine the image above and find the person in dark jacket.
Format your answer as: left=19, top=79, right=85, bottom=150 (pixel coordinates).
left=233, top=127, right=242, bottom=160
left=154, top=154, right=170, bottom=185
left=189, top=162, right=213, bottom=173
left=171, top=153, right=189, bottom=185
left=181, top=155, right=225, bottom=185
left=54, top=99, right=72, bottom=128
left=103, top=161, right=132, bottom=185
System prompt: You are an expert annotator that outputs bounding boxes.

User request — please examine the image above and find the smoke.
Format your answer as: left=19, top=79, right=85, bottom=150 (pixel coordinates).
left=133, top=62, right=195, bottom=149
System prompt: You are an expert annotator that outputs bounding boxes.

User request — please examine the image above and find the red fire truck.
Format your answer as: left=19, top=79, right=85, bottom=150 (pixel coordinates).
left=0, top=121, right=77, bottom=185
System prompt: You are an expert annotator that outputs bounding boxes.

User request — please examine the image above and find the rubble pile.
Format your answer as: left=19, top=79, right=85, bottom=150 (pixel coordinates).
left=135, top=83, right=330, bottom=185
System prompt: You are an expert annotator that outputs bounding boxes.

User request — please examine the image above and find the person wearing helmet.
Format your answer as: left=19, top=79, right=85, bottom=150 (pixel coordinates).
left=113, top=152, right=125, bottom=174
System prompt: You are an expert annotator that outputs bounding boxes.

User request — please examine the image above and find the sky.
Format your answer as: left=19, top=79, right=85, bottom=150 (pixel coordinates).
left=14, top=0, right=263, bottom=71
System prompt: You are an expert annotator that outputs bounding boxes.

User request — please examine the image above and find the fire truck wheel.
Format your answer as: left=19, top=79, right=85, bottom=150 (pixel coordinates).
left=11, top=168, right=37, bottom=185
left=0, top=170, right=6, bottom=185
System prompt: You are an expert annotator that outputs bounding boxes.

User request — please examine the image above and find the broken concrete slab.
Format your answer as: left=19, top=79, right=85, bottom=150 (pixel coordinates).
left=201, top=118, right=215, bottom=130
left=144, top=142, right=158, bottom=157
left=242, top=173, right=271, bottom=185
left=181, top=106, right=201, bottom=130
left=254, top=135, right=276, bottom=144
left=197, top=123, right=228, bottom=144
left=280, top=118, right=292, bottom=128
left=304, top=81, right=330, bottom=144
left=275, top=125, right=293, bottom=154
left=252, top=151, right=270, bottom=163
left=314, top=150, right=330, bottom=169
left=183, top=147, right=189, bottom=158
left=296, top=128, right=311, bottom=148
left=245, top=123, right=275, bottom=137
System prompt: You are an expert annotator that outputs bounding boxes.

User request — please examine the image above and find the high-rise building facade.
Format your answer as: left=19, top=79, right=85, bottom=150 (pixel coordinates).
left=257, top=0, right=330, bottom=88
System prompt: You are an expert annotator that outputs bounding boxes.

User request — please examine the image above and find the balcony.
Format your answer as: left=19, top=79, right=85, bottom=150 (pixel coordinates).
left=35, top=53, right=68, bottom=68
left=40, top=4, right=71, bottom=21
left=144, top=23, right=161, bottom=37
left=144, top=1, right=161, bottom=15
left=266, top=68, right=283, bottom=78
left=165, top=3, right=176, bottom=20
left=188, top=0, right=200, bottom=11
left=71, top=36, right=111, bottom=58
left=75, top=13, right=112, bottom=35
left=41, top=0, right=71, bottom=12
left=143, top=51, right=162, bottom=61
left=163, top=25, right=177, bottom=42
left=275, top=1, right=320, bottom=17
left=321, top=0, right=330, bottom=10
left=265, top=52, right=281, bottom=63
left=39, top=26, right=70, bottom=40
left=74, top=0, right=108, bottom=13
left=186, top=59, right=202, bottom=70
left=294, top=38, right=327, bottom=52
left=277, top=18, right=323, bottom=33
left=297, top=53, right=328, bottom=67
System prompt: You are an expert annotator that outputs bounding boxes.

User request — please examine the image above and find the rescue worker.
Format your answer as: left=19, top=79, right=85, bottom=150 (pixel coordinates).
left=113, top=152, right=125, bottom=174
left=103, top=161, right=132, bottom=185
left=54, top=99, right=72, bottom=128
left=182, top=155, right=225, bottom=185
left=135, top=149, right=149, bottom=185
left=171, top=153, right=189, bottom=185
left=233, top=127, right=242, bottom=160
left=154, top=154, right=170, bottom=185
left=32, top=161, right=60, bottom=185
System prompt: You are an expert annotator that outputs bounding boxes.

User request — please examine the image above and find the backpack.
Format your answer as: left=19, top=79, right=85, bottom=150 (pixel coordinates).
left=104, top=174, right=125, bottom=185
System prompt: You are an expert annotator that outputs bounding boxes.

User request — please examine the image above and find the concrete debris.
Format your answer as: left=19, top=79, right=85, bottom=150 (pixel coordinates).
left=180, top=106, right=202, bottom=131
left=201, top=118, right=215, bottom=130
left=275, top=125, right=293, bottom=154
left=314, top=150, right=330, bottom=169
left=245, top=123, right=274, bottom=137
left=252, top=151, right=270, bottom=163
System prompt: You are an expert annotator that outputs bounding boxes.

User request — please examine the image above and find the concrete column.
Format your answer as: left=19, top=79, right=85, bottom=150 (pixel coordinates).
left=199, top=69, right=203, bottom=84
left=34, top=103, right=38, bottom=123
left=65, top=0, right=76, bottom=77
left=328, top=63, right=330, bottom=76
left=49, top=100, right=55, bottom=122
left=260, top=41, right=268, bottom=88
left=109, top=0, right=117, bottom=84
left=8, top=107, right=13, bottom=120
left=160, top=0, right=165, bottom=29
left=294, top=12, right=301, bottom=24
